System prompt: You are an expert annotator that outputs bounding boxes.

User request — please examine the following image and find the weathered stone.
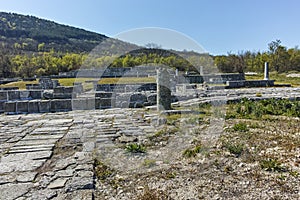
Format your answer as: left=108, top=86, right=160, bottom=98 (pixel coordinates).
left=16, top=172, right=38, bottom=183
left=0, top=101, right=4, bottom=112
left=51, top=99, right=72, bottom=112
left=117, top=135, right=138, bottom=143
left=28, top=100, right=40, bottom=113
left=48, top=178, right=68, bottom=189
left=0, top=174, right=15, bottom=184
left=39, top=100, right=51, bottom=113
left=83, top=142, right=95, bottom=152
left=157, top=68, right=171, bottom=110
left=19, top=91, right=30, bottom=99
left=26, top=190, right=57, bottom=200
left=16, top=101, right=29, bottom=113
left=56, top=169, right=74, bottom=178
left=7, top=91, right=20, bottom=101
left=15, top=159, right=46, bottom=172
left=4, top=101, right=16, bottom=114
left=1, top=151, right=52, bottom=162
left=29, top=90, right=42, bottom=99
left=0, top=91, right=7, bottom=101
left=65, top=177, right=94, bottom=192
left=0, top=183, right=33, bottom=200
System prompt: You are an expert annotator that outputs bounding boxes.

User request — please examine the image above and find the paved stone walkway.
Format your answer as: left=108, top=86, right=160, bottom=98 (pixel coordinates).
left=0, top=108, right=157, bottom=200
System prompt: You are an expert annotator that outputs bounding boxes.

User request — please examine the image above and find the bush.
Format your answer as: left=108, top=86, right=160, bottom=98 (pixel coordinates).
left=224, top=142, right=244, bottom=157
left=125, top=143, right=146, bottom=153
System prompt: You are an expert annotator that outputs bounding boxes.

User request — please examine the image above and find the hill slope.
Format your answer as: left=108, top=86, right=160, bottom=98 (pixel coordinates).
left=0, top=12, right=108, bottom=53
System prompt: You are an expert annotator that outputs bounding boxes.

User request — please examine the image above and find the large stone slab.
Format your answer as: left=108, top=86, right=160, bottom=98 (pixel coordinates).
left=1, top=151, right=52, bottom=162
left=7, top=91, right=20, bottom=101
left=0, top=183, right=33, bottom=200
left=48, top=178, right=69, bottom=189
left=50, top=99, right=72, bottom=112
left=28, top=100, right=40, bottom=113
left=4, top=101, right=16, bottom=114
left=16, top=100, right=29, bottom=113
left=39, top=100, right=51, bottom=113
left=0, top=91, right=7, bottom=101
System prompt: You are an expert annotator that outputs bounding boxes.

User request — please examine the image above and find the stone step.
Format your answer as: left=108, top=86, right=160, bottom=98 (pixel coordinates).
left=10, top=144, right=55, bottom=150
left=8, top=147, right=52, bottom=154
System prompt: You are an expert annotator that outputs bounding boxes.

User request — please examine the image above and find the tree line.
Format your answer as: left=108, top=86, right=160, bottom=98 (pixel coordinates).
left=0, top=40, right=299, bottom=78
left=214, top=40, right=300, bottom=73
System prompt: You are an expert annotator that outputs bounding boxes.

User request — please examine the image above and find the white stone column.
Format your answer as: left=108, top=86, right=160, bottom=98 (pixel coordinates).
left=264, top=62, right=269, bottom=80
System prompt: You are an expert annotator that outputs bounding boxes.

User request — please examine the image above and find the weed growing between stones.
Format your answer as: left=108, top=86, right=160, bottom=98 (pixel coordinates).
left=137, top=185, right=169, bottom=200
left=223, top=142, right=244, bottom=157
left=94, top=159, right=114, bottom=180
left=232, top=122, right=249, bottom=132
left=260, top=158, right=286, bottom=172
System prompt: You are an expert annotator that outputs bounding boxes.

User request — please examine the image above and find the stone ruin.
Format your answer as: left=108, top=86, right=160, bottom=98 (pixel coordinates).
left=0, top=62, right=295, bottom=115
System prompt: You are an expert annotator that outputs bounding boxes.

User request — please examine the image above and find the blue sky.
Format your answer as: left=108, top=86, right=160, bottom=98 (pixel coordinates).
left=1, top=0, right=300, bottom=55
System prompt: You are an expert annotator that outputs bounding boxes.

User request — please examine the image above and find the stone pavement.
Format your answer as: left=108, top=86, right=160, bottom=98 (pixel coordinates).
left=0, top=108, right=157, bottom=200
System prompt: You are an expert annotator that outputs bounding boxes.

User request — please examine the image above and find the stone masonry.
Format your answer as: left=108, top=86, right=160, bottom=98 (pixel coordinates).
left=0, top=108, right=157, bottom=199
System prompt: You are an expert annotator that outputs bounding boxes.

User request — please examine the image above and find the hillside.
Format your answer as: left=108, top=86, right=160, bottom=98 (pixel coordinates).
left=0, top=12, right=108, bottom=53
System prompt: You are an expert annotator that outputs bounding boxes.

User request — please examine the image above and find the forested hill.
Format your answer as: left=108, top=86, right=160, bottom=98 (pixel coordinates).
left=0, top=12, right=108, bottom=53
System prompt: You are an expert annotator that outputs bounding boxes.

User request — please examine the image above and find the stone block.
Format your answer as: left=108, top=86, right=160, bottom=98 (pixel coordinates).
left=7, top=91, right=20, bottom=101
left=53, top=87, right=64, bottom=93
left=0, top=91, right=7, bottom=101
left=53, top=93, right=76, bottom=99
left=20, top=91, right=30, bottom=99
left=0, top=101, right=4, bottom=112
left=72, top=99, right=86, bottom=110
left=28, top=100, right=40, bottom=113
left=64, top=86, right=74, bottom=93
left=16, top=101, right=29, bottom=113
left=95, top=98, right=111, bottom=109
left=39, top=100, right=51, bottom=113
left=50, top=99, right=72, bottom=112
left=4, top=101, right=16, bottom=114
left=95, top=92, right=113, bottom=98
left=30, top=90, right=42, bottom=99
left=86, top=98, right=95, bottom=110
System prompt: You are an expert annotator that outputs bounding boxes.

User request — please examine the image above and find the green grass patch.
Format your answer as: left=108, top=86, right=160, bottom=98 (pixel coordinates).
left=233, top=122, right=249, bottom=132
left=245, top=72, right=300, bottom=87
left=260, top=158, right=286, bottom=172
left=224, top=142, right=244, bottom=157
left=183, top=144, right=203, bottom=158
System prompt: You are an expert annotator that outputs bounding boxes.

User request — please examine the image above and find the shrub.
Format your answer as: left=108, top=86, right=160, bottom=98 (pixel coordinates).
left=125, top=143, right=146, bottom=153
left=225, top=142, right=244, bottom=157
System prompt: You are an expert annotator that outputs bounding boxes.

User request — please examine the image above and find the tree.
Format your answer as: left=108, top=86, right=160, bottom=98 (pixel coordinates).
left=268, top=39, right=290, bottom=72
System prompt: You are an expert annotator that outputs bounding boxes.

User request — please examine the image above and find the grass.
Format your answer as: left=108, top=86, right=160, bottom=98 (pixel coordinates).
left=245, top=72, right=300, bottom=86
left=0, top=80, right=38, bottom=90
left=0, top=77, right=155, bottom=90
left=183, top=144, right=203, bottom=158
left=232, top=122, right=249, bottom=132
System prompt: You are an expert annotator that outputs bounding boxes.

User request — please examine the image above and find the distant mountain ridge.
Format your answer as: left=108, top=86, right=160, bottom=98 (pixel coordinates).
left=0, top=12, right=108, bottom=53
